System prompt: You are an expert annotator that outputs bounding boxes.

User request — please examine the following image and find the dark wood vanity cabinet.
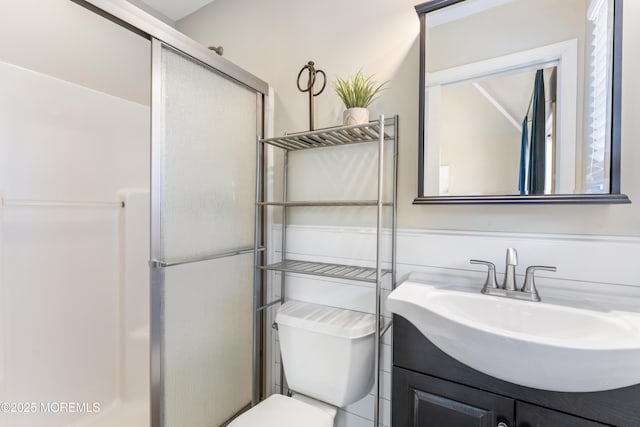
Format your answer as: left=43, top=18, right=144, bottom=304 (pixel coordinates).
left=394, top=367, right=608, bottom=427
left=515, top=402, right=608, bottom=427
left=394, top=367, right=514, bottom=426
left=392, top=315, right=640, bottom=427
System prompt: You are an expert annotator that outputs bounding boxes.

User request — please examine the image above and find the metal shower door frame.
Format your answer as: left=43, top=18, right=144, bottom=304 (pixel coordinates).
left=69, top=2, right=270, bottom=426
left=149, top=40, right=267, bottom=427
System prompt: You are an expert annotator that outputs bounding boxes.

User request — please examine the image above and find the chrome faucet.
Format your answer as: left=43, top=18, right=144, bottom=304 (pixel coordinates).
left=470, top=248, right=556, bottom=302
left=503, top=247, right=518, bottom=291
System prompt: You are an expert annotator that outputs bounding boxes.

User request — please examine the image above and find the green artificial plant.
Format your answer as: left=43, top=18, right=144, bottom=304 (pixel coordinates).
left=332, top=70, right=389, bottom=109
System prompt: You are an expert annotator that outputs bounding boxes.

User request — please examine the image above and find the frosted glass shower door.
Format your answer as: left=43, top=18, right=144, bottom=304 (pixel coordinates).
left=150, top=40, right=260, bottom=427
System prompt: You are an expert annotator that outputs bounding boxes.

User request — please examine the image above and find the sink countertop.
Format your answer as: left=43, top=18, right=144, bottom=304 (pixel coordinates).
left=402, top=271, right=640, bottom=315
left=388, top=275, right=640, bottom=392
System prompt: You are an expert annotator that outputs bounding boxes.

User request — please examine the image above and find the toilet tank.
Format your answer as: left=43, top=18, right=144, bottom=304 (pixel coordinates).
left=275, top=301, right=376, bottom=407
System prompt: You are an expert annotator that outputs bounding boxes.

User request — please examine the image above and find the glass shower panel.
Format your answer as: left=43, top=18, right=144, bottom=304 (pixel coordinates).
left=154, top=42, right=260, bottom=427
left=163, top=254, right=254, bottom=427
left=159, top=45, right=257, bottom=260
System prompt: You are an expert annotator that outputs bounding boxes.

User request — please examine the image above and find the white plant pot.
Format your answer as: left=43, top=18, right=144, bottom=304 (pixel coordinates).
left=343, top=107, right=370, bottom=126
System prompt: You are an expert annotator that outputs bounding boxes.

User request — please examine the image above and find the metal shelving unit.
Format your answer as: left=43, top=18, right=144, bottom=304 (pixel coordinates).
left=253, top=115, right=398, bottom=427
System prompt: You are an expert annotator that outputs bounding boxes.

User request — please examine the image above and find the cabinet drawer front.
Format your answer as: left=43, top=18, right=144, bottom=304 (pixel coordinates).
left=517, top=402, right=611, bottom=427
left=393, top=367, right=514, bottom=427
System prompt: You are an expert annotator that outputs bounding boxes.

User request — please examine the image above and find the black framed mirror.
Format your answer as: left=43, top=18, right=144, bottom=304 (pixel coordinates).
left=414, top=0, right=629, bottom=204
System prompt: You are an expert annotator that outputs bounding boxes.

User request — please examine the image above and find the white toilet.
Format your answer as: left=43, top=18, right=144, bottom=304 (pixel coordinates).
left=229, top=300, right=377, bottom=427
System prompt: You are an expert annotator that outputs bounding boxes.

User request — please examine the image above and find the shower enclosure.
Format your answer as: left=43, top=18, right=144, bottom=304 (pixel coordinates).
left=1, top=0, right=269, bottom=426
left=76, top=2, right=270, bottom=426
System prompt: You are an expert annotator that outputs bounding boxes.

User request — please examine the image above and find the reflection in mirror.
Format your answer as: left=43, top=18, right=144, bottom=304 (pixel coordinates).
left=415, top=0, right=629, bottom=203
left=435, top=65, right=559, bottom=196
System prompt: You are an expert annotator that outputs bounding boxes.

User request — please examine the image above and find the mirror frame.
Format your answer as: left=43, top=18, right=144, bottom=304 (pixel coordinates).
left=413, top=0, right=630, bottom=204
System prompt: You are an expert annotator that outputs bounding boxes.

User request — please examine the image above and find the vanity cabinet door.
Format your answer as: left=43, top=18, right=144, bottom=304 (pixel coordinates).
left=393, top=367, right=514, bottom=427
left=516, top=402, right=610, bottom=427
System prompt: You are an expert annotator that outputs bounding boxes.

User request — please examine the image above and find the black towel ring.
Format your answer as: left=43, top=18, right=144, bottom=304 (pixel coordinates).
left=296, top=61, right=326, bottom=130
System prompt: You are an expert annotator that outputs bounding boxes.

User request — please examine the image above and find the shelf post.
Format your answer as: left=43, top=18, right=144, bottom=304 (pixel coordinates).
left=374, top=114, right=385, bottom=427
left=279, top=150, right=289, bottom=395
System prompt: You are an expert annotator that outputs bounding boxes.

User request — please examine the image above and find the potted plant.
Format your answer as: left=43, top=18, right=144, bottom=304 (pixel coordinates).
left=332, top=70, right=389, bottom=125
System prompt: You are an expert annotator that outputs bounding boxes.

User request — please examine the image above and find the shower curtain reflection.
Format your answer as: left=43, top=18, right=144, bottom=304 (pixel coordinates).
left=518, top=69, right=547, bottom=196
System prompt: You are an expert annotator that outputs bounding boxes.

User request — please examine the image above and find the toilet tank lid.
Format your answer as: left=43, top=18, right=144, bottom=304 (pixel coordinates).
left=276, top=301, right=376, bottom=339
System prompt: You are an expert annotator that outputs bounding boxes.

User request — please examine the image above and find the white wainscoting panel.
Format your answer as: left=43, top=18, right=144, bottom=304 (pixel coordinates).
left=267, top=224, right=640, bottom=427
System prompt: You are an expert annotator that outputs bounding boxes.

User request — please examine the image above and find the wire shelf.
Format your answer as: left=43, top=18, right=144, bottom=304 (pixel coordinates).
left=259, top=259, right=390, bottom=283
left=259, top=118, right=395, bottom=151
left=258, top=200, right=393, bottom=207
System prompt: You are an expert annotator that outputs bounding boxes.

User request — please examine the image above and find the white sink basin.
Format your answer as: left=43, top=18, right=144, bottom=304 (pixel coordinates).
left=387, top=279, right=640, bottom=392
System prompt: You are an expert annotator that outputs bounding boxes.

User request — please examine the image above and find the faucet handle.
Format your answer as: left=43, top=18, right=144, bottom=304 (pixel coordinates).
left=521, top=265, right=557, bottom=301
left=470, top=260, right=498, bottom=294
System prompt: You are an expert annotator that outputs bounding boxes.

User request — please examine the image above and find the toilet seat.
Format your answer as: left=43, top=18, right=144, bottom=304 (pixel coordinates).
left=228, top=394, right=334, bottom=427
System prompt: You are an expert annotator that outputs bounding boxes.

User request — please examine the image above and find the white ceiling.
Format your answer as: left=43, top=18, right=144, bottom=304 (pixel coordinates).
left=138, top=0, right=214, bottom=21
